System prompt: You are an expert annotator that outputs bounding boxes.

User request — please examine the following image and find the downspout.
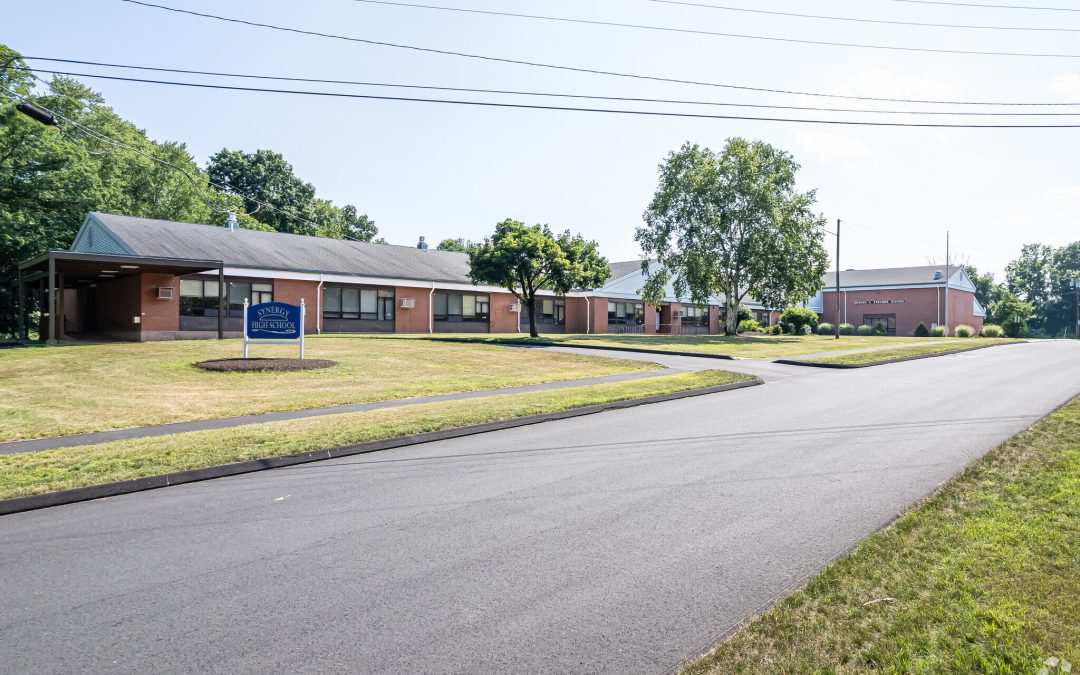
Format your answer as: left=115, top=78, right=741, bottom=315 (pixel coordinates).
left=429, top=281, right=435, bottom=334
left=843, top=290, right=848, bottom=324
left=316, top=274, right=324, bottom=334
left=584, top=294, right=590, bottom=334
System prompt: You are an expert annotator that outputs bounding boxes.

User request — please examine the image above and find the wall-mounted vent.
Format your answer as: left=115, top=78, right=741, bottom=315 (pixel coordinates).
left=673, top=310, right=685, bottom=318
left=400, top=297, right=416, bottom=309
left=509, top=303, right=522, bottom=313
left=157, top=287, right=174, bottom=300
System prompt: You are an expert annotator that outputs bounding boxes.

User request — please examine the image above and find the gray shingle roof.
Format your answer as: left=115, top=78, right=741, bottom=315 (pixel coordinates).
left=82, top=213, right=475, bottom=283
left=824, top=265, right=962, bottom=288
left=607, top=259, right=646, bottom=281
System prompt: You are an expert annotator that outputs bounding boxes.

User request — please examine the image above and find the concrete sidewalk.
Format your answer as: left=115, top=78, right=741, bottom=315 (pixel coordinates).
left=0, top=368, right=676, bottom=455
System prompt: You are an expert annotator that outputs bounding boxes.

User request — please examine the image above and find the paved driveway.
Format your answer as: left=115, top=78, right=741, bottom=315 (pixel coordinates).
left=1, top=341, right=1077, bottom=674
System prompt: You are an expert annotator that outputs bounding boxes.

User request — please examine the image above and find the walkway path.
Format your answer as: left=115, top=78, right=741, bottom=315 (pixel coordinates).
left=0, top=368, right=679, bottom=455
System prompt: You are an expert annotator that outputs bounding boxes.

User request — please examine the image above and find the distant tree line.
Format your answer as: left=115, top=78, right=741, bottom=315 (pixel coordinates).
left=0, top=45, right=377, bottom=337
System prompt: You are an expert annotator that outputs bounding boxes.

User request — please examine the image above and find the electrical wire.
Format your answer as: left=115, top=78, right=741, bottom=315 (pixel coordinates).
left=342, top=0, right=1080, bottom=57
left=647, top=0, right=1080, bottom=32
left=27, top=68, right=1080, bottom=128
left=0, top=80, right=348, bottom=238
left=21, top=59, right=1080, bottom=116
left=893, top=0, right=1080, bottom=12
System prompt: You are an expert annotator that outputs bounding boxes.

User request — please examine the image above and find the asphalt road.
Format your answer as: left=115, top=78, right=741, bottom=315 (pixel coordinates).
left=2, top=341, right=1078, bottom=674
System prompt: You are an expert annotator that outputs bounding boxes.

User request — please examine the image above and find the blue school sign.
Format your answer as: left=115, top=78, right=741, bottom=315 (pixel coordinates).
left=243, top=299, right=306, bottom=359
left=247, top=301, right=302, bottom=339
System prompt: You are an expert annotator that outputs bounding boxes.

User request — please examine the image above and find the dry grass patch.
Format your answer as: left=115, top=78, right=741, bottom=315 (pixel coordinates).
left=0, top=336, right=652, bottom=441
left=0, top=369, right=753, bottom=500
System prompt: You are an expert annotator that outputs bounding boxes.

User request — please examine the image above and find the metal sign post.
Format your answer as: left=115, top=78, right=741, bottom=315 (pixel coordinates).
left=243, top=298, right=306, bottom=359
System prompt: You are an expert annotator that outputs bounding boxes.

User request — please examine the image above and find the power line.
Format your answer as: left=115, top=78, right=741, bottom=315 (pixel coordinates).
left=648, top=0, right=1080, bottom=32
left=893, top=0, right=1080, bottom=12
left=0, top=79, right=342, bottom=238
left=347, top=0, right=1080, bottom=57
left=26, top=68, right=1080, bottom=128
left=123, top=0, right=1080, bottom=66
left=23, top=59, right=1080, bottom=116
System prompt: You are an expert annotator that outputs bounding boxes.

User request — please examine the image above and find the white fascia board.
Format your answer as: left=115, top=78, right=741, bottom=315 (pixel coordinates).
left=218, top=267, right=580, bottom=296
left=822, top=282, right=973, bottom=292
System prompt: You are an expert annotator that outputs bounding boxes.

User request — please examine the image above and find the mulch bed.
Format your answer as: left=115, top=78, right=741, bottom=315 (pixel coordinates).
left=195, top=358, right=337, bottom=372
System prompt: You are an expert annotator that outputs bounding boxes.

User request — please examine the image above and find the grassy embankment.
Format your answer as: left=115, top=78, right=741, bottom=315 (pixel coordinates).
left=802, top=339, right=1017, bottom=366
left=0, top=369, right=753, bottom=500
left=685, top=394, right=1080, bottom=674
left=0, top=337, right=652, bottom=441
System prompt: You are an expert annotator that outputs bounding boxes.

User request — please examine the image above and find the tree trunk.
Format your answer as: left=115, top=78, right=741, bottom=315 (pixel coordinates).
left=527, top=296, right=540, bottom=339
left=725, top=297, right=739, bottom=335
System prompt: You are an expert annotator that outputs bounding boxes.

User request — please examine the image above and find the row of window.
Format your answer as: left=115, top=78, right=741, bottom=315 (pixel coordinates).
left=520, top=298, right=565, bottom=325
left=681, top=305, right=708, bottom=327
left=434, top=292, right=490, bottom=322
left=608, top=301, right=645, bottom=325
left=180, top=279, right=272, bottom=317
left=324, top=287, right=395, bottom=321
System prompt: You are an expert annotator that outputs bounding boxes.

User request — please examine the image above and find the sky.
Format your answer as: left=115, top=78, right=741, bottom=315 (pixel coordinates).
left=6, top=0, right=1080, bottom=280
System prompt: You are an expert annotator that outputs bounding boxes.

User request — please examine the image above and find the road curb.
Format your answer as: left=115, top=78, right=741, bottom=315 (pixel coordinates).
left=774, top=342, right=1019, bottom=369
left=416, top=337, right=738, bottom=360
left=0, top=378, right=761, bottom=517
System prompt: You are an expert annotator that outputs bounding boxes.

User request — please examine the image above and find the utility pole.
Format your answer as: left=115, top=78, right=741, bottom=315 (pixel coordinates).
left=835, top=219, right=841, bottom=340
left=1073, top=277, right=1080, bottom=339
left=944, top=231, right=950, bottom=336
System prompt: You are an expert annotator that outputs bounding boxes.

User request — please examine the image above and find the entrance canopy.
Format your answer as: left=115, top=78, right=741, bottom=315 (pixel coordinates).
left=17, top=250, right=223, bottom=342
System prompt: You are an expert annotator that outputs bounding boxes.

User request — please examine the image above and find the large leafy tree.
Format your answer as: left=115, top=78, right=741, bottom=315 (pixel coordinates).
left=468, top=219, right=609, bottom=337
left=963, top=264, right=1005, bottom=311
left=636, top=139, right=829, bottom=334
left=1004, top=242, right=1079, bottom=336
left=437, top=237, right=472, bottom=252
left=988, top=291, right=1033, bottom=337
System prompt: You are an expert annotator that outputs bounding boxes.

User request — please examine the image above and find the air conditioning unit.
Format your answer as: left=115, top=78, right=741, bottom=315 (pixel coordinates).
left=509, top=303, right=522, bottom=313
left=157, top=287, right=174, bottom=300
left=672, top=310, right=685, bottom=318
left=400, top=297, right=416, bottom=309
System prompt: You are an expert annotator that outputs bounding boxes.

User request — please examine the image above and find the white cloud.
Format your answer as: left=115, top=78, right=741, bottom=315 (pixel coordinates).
left=796, top=131, right=871, bottom=163
left=835, top=69, right=963, bottom=103
left=1050, top=73, right=1080, bottom=100
left=1045, top=183, right=1080, bottom=202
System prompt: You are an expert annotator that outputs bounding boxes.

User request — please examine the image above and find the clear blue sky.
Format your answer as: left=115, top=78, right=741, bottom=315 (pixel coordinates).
left=7, top=0, right=1080, bottom=279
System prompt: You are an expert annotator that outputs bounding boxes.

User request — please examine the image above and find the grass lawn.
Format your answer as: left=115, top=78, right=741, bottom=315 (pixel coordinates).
left=389, top=333, right=1003, bottom=360
left=0, top=369, right=752, bottom=500
left=685, top=394, right=1080, bottom=674
left=0, top=336, right=653, bottom=442
left=799, top=339, right=1018, bottom=366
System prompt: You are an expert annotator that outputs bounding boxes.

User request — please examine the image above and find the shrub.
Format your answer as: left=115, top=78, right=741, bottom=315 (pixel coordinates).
left=737, top=304, right=754, bottom=323
left=800, top=324, right=813, bottom=335
left=768, top=323, right=782, bottom=335
left=738, top=319, right=761, bottom=333
left=1004, top=321, right=1028, bottom=338
left=856, top=324, right=873, bottom=336
left=782, top=322, right=796, bottom=335
left=980, top=323, right=1004, bottom=338
left=838, top=323, right=854, bottom=336
left=929, top=325, right=947, bottom=337
left=955, top=324, right=975, bottom=338
left=779, top=307, right=818, bottom=335
left=872, top=322, right=886, bottom=336
left=816, top=322, right=834, bottom=335
left=912, top=322, right=930, bottom=337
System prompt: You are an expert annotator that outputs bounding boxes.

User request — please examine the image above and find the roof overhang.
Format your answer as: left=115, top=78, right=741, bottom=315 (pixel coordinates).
left=18, top=251, right=223, bottom=286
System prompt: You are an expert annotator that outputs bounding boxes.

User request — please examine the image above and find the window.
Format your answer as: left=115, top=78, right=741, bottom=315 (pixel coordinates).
left=682, top=305, right=708, bottom=326
left=519, top=297, right=565, bottom=325
left=180, top=278, right=220, bottom=317
left=608, top=301, right=644, bottom=325
left=225, top=282, right=274, bottom=317
left=433, top=291, right=489, bottom=322
left=323, top=286, right=394, bottom=320
left=862, top=314, right=896, bottom=335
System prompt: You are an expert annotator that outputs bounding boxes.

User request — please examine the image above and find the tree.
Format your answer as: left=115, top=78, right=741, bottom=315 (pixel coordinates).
left=963, top=264, right=1004, bottom=311
left=206, top=149, right=318, bottom=235
left=1006, top=243, right=1054, bottom=324
left=636, top=139, right=829, bottom=334
left=437, top=238, right=473, bottom=252
left=468, top=219, right=609, bottom=338
left=988, top=291, right=1033, bottom=338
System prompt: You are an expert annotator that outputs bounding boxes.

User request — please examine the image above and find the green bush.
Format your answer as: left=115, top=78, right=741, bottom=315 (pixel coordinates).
left=737, top=304, right=754, bottom=323
left=816, top=322, right=834, bottom=335
left=782, top=322, right=796, bottom=335
left=980, top=323, right=1004, bottom=338
left=955, top=324, right=975, bottom=338
left=768, top=324, right=782, bottom=335
left=738, top=319, right=761, bottom=333
left=872, top=322, right=886, bottom=336
left=856, top=324, right=874, bottom=336
left=1004, top=321, right=1028, bottom=338
left=912, top=322, right=930, bottom=337
left=838, top=323, right=855, bottom=336
left=930, top=325, right=947, bottom=337
left=779, top=307, right=818, bottom=335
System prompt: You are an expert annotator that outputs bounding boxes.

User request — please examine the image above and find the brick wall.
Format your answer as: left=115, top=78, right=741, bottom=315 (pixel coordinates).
left=660, top=302, right=682, bottom=334
left=139, top=273, right=180, bottom=336
left=273, top=279, right=320, bottom=332
left=821, top=287, right=983, bottom=336
left=709, top=306, right=720, bottom=334
left=489, top=292, right=520, bottom=333
left=644, top=303, right=657, bottom=334
left=394, top=285, right=431, bottom=333
left=93, top=275, right=141, bottom=340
